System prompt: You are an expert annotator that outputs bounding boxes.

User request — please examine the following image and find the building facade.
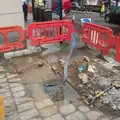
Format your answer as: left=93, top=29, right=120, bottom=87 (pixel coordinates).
left=0, top=0, right=24, bottom=27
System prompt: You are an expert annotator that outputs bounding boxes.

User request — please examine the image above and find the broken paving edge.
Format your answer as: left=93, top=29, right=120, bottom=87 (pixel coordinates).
left=4, top=47, right=41, bottom=59
left=66, top=77, right=79, bottom=95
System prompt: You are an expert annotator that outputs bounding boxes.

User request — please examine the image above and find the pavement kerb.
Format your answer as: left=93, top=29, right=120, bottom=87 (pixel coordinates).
left=4, top=47, right=41, bottom=59
left=4, top=38, right=41, bottom=59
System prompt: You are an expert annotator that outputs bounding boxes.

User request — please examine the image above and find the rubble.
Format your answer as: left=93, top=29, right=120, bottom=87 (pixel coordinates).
left=37, top=60, right=44, bottom=67
left=82, top=73, right=89, bottom=84
left=54, top=55, right=120, bottom=111
left=51, top=64, right=57, bottom=71
left=88, top=65, right=96, bottom=73
left=83, top=56, right=90, bottom=62
left=78, top=73, right=84, bottom=80
left=78, top=73, right=89, bottom=84
left=58, top=58, right=65, bottom=67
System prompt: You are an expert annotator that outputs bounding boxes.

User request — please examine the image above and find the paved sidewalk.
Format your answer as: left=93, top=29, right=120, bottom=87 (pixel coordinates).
left=0, top=61, right=119, bottom=120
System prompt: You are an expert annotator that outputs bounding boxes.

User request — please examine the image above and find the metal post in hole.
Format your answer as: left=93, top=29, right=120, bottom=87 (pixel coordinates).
left=116, top=0, right=119, bottom=7
left=32, top=0, right=35, bottom=21
left=59, top=0, right=62, bottom=20
left=59, top=0, right=63, bottom=44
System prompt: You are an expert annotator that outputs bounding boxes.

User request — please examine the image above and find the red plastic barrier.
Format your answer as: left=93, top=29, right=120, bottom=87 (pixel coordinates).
left=82, top=23, right=114, bottom=55
left=0, top=26, right=25, bottom=52
left=27, top=20, right=73, bottom=46
left=114, top=34, right=120, bottom=62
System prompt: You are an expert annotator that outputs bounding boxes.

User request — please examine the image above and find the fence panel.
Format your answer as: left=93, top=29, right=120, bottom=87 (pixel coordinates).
left=0, top=26, right=25, bottom=52
left=82, top=23, right=114, bottom=55
left=27, top=20, right=73, bottom=46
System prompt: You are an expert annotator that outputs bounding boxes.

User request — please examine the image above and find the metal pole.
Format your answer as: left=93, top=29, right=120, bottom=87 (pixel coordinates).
left=32, top=0, right=35, bottom=21
left=59, top=0, right=62, bottom=20
left=59, top=0, right=63, bottom=44
left=116, top=0, right=119, bottom=7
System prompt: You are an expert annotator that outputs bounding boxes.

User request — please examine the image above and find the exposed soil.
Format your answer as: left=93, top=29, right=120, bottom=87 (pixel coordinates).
left=1, top=47, right=120, bottom=118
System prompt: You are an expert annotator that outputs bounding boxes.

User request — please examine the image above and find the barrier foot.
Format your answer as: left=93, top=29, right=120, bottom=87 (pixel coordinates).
left=60, top=42, right=63, bottom=44
left=79, top=44, right=90, bottom=50
left=41, top=47, right=48, bottom=52
left=96, top=53, right=108, bottom=62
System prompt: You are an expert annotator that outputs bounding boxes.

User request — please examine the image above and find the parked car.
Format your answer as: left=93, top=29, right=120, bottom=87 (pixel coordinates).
left=105, top=6, right=120, bottom=23
left=71, top=2, right=85, bottom=11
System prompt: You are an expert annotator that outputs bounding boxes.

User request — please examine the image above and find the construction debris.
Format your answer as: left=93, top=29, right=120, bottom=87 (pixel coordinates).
left=83, top=56, right=90, bottom=62
left=82, top=73, right=89, bottom=84
left=88, top=65, right=96, bottom=73
left=58, top=58, right=65, bottom=67
left=51, top=86, right=64, bottom=102
left=47, top=55, right=120, bottom=111
left=78, top=73, right=89, bottom=84
left=14, top=60, right=44, bottom=73
left=51, top=64, right=58, bottom=72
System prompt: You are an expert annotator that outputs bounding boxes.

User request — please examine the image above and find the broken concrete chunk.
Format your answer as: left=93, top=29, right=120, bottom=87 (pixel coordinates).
left=103, top=63, right=113, bottom=70
left=38, top=60, right=44, bottom=66
left=84, top=56, right=90, bottom=62
left=78, top=84, right=84, bottom=88
left=82, top=73, right=88, bottom=84
left=47, top=55, right=58, bottom=64
left=88, top=65, right=95, bottom=73
left=59, top=58, right=65, bottom=65
left=51, top=64, right=58, bottom=72
left=78, top=73, right=88, bottom=84
left=112, top=104, right=117, bottom=110
left=78, top=73, right=84, bottom=80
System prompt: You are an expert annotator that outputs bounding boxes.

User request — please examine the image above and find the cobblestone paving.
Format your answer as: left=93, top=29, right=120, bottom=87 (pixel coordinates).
left=0, top=64, right=118, bottom=120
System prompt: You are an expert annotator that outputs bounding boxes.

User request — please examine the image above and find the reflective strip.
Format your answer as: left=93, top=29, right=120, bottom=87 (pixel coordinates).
left=39, top=0, right=44, bottom=6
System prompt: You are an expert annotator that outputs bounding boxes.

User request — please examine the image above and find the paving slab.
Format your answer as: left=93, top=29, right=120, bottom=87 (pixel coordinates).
left=66, top=111, right=87, bottom=120
left=85, top=111, right=101, bottom=120
left=39, top=106, right=58, bottom=118
left=99, top=117, right=110, bottom=120
left=44, top=114, right=65, bottom=120
left=14, top=96, right=32, bottom=105
left=5, top=111, right=20, bottom=120
left=19, top=108, right=40, bottom=120
left=13, top=90, right=26, bottom=98
left=35, top=99, right=54, bottom=110
left=11, top=85, right=24, bottom=93
left=79, top=105, right=90, bottom=113
left=59, top=104, right=76, bottom=116
left=17, top=101, right=35, bottom=112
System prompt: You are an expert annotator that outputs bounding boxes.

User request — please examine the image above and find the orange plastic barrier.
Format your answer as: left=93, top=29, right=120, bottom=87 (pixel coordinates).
left=114, top=34, right=120, bottom=62
left=0, top=96, right=5, bottom=120
left=27, top=20, right=73, bottom=46
left=0, top=26, right=25, bottom=52
left=82, top=23, right=114, bottom=55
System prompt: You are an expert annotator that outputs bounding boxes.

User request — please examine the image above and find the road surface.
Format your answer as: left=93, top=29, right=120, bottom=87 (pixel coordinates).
left=69, top=11, right=120, bottom=36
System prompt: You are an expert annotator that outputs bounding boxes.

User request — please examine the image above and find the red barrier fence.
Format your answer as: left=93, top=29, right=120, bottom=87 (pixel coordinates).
left=27, top=20, right=73, bottom=46
left=82, top=23, right=115, bottom=55
left=1, top=20, right=120, bottom=64
left=0, top=26, right=25, bottom=52
left=114, top=34, right=120, bottom=62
